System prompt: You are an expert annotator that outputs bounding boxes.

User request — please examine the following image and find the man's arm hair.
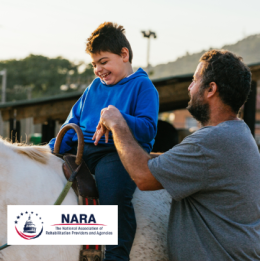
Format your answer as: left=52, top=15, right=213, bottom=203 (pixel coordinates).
left=112, top=120, right=163, bottom=191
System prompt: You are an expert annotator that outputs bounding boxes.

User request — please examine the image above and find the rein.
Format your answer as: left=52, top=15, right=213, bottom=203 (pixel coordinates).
left=0, top=244, right=8, bottom=251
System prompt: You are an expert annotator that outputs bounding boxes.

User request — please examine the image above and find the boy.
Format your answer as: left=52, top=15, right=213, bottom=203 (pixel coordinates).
left=49, top=22, right=159, bottom=261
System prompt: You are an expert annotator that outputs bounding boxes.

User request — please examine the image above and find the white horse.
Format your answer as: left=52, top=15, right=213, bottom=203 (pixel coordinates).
left=0, top=139, right=171, bottom=261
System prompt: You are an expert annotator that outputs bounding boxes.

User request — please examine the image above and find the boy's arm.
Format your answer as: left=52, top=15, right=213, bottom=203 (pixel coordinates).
left=48, top=90, right=87, bottom=154
left=93, top=82, right=159, bottom=147
left=120, top=84, right=159, bottom=144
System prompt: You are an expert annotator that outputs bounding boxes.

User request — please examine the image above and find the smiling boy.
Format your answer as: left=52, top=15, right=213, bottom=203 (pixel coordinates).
left=91, top=50, right=133, bottom=86
left=49, top=22, right=159, bottom=261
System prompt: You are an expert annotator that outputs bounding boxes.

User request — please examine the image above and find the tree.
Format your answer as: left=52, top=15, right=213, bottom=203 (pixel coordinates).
left=0, top=55, right=94, bottom=102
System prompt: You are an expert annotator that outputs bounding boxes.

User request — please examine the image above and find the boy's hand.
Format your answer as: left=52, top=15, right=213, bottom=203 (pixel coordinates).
left=92, top=108, right=110, bottom=145
left=92, top=122, right=110, bottom=145
left=92, top=106, right=124, bottom=145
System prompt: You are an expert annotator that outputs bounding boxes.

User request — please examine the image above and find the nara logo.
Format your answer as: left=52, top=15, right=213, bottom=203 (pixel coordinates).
left=14, top=211, right=44, bottom=240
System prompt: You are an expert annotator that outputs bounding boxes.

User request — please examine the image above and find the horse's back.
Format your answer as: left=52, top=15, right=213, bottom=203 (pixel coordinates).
left=131, top=188, right=171, bottom=261
left=0, top=140, right=171, bottom=261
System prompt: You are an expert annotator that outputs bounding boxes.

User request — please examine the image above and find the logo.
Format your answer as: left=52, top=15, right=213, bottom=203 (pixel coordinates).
left=14, top=211, right=44, bottom=240
left=8, top=205, right=118, bottom=245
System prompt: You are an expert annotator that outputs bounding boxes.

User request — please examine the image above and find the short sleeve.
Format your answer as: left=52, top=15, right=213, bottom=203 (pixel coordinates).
left=148, top=142, right=208, bottom=201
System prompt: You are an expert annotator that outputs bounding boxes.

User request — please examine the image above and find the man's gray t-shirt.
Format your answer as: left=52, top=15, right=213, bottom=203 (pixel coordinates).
left=148, top=120, right=260, bottom=261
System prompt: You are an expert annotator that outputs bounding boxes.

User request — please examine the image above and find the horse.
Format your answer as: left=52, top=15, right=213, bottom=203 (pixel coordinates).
left=0, top=138, right=171, bottom=261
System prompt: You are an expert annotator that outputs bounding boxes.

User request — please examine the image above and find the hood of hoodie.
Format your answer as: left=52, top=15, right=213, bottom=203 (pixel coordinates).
left=100, top=68, right=148, bottom=86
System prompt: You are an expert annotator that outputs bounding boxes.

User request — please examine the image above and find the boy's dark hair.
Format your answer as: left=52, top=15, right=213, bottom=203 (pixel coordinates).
left=199, top=49, right=252, bottom=114
left=86, top=22, right=133, bottom=63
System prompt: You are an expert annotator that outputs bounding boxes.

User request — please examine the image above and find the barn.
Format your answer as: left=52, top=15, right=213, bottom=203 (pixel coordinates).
left=0, top=62, right=259, bottom=151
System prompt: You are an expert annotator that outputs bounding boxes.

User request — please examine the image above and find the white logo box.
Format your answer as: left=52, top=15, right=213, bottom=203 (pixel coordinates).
left=7, top=205, right=118, bottom=245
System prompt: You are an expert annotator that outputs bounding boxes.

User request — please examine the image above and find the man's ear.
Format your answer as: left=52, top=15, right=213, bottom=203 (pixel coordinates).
left=121, top=47, right=130, bottom=63
left=207, top=82, right=218, bottom=98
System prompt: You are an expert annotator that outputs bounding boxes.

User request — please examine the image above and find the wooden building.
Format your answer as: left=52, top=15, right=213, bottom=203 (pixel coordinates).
left=0, top=62, right=259, bottom=144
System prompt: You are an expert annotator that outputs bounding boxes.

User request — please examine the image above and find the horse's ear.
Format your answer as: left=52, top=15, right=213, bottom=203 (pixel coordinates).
left=14, top=145, right=50, bottom=164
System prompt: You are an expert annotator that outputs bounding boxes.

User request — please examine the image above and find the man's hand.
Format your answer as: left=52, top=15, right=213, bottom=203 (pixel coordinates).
left=92, top=105, right=163, bottom=190
left=100, top=105, right=125, bottom=131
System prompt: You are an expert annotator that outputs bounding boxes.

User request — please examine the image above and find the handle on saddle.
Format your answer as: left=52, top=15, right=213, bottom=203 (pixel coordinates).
left=53, top=123, right=84, bottom=165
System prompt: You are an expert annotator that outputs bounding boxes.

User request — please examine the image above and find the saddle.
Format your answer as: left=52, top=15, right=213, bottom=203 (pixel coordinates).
left=62, top=154, right=102, bottom=261
left=54, top=123, right=103, bottom=261
left=62, top=154, right=98, bottom=199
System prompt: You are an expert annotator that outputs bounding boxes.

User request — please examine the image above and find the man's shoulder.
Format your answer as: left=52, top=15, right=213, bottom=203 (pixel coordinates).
left=184, top=120, right=252, bottom=148
left=182, top=126, right=213, bottom=145
left=205, top=120, right=250, bottom=140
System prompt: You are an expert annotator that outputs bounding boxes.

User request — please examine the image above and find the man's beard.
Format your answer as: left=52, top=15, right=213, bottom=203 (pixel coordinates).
left=187, top=91, right=210, bottom=126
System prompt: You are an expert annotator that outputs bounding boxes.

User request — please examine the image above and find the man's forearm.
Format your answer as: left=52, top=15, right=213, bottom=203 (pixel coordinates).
left=111, top=120, right=163, bottom=191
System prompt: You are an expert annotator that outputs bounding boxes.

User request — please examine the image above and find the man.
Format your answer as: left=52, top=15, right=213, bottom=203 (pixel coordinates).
left=95, top=50, right=260, bottom=260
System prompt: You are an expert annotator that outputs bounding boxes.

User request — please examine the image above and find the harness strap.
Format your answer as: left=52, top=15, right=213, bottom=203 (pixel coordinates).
left=54, top=181, right=73, bottom=205
left=54, top=163, right=81, bottom=205
left=0, top=244, right=9, bottom=251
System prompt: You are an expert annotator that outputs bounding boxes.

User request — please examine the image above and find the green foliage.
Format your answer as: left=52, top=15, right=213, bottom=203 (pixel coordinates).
left=0, top=55, right=94, bottom=102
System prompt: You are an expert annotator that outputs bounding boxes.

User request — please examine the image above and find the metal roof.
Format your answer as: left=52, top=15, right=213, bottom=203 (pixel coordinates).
left=151, top=72, right=193, bottom=84
left=0, top=73, right=194, bottom=109
left=0, top=91, right=83, bottom=109
left=247, top=61, right=260, bottom=67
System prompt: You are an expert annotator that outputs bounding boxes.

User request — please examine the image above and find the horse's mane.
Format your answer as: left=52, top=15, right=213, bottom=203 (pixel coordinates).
left=1, top=138, right=50, bottom=164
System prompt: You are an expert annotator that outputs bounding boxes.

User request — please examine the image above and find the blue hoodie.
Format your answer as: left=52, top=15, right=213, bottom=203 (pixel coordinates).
left=49, top=68, right=159, bottom=153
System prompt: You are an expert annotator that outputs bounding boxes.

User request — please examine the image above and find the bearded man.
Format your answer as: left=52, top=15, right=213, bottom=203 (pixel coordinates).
left=94, top=50, right=260, bottom=261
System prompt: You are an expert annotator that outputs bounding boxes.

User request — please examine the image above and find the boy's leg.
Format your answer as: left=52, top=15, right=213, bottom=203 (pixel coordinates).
left=94, top=152, right=137, bottom=261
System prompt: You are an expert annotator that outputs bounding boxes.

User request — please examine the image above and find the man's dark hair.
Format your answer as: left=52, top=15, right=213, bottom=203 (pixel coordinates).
left=199, top=49, right=252, bottom=113
left=86, top=22, right=133, bottom=63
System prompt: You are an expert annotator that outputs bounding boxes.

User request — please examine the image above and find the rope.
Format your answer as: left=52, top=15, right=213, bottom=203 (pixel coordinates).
left=0, top=244, right=9, bottom=251
left=54, top=181, right=73, bottom=205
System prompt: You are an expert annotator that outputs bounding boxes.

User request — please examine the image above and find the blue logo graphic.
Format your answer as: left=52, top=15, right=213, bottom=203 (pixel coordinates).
left=14, top=211, right=44, bottom=240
